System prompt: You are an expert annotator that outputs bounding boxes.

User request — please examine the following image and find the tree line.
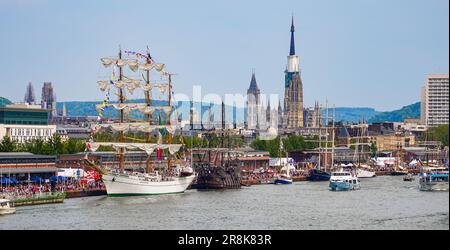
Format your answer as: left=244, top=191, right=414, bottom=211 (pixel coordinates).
left=250, top=135, right=317, bottom=157
left=426, top=124, right=449, bottom=147
left=0, top=135, right=86, bottom=155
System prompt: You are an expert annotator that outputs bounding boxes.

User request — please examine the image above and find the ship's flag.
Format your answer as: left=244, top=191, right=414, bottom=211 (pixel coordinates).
left=146, top=46, right=153, bottom=64
left=156, top=130, right=163, bottom=160
left=157, top=147, right=162, bottom=160
left=86, top=171, right=95, bottom=183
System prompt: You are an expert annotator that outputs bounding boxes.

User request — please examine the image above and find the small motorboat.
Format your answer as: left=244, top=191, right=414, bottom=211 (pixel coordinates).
left=403, top=174, right=415, bottom=182
left=273, top=174, right=293, bottom=185
left=329, top=171, right=360, bottom=191
left=0, top=199, right=16, bottom=215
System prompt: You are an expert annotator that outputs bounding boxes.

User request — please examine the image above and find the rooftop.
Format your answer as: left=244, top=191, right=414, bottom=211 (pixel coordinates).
left=0, top=152, right=56, bottom=159
left=0, top=97, right=12, bottom=107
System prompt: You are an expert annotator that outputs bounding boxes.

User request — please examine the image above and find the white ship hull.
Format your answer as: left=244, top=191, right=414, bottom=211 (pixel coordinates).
left=0, top=208, right=16, bottom=215
left=102, top=174, right=196, bottom=196
left=356, top=168, right=376, bottom=178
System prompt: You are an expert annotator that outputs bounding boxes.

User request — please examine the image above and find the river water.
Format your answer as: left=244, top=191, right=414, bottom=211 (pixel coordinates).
left=1, top=176, right=448, bottom=230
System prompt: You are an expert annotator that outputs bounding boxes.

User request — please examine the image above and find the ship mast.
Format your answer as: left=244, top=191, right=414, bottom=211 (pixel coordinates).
left=167, top=73, right=173, bottom=175
left=325, top=100, right=329, bottom=172
left=118, top=48, right=125, bottom=174
left=331, top=105, right=335, bottom=170
left=145, top=67, right=152, bottom=174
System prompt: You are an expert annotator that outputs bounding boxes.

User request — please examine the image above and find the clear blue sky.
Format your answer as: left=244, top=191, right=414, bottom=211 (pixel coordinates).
left=0, top=0, right=448, bottom=111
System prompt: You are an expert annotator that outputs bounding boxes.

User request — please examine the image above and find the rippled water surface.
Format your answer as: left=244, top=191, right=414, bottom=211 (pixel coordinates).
left=1, top=176, right=448, bottom=230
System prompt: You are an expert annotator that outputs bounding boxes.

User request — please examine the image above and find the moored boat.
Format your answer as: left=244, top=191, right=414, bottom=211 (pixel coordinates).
left=307, top=169, right=331, bottom=181
left=194, top=165, right=241, bottom=189
left=102, top=172, right=195, bottom=196
left=356, top=167, right=376, bottom=178
left=419, top=167, right=449, bottom=191
left=403, top=173, right=415, bottom=182
left=329, top=171, right=360, bottom=191
left=273, top=174, right=293, bottom=185
left=0, top=199, right=16, bottom=215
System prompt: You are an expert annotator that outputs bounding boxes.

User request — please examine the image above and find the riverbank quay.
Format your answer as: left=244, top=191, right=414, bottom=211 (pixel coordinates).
left=9, top=192, right=65, bottom=207
left=65, top=189, right=106, bottom=198
left=375, top=169, right=421, bottom=176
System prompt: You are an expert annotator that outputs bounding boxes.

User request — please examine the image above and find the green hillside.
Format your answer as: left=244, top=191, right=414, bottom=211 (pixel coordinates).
left=368, top=102, right=421, bottom=123
left=56, top=100, right=421, bottom=124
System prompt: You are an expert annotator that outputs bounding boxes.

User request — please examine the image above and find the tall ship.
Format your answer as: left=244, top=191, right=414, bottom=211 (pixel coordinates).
left=390, top=143, right=408, bottom=176
left=192, top=148, right=242, bottom=189
left=85, top=48, right=195, bottom=196
left=307, top=102, right=333, bottom=182
left=273, top=138, right=293, bottom=185
left=189, top=101, right=242, bottom=190
left=351, top=122, right=376, bottom=178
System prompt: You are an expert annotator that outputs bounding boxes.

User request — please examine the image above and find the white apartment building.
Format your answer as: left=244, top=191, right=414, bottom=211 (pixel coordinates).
left=420, top=74, right=449, bottom=127
left=0, top=124, right=56, bottom=143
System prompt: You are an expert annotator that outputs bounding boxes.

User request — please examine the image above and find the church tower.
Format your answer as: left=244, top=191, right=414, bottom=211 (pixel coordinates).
left=283, top=16, right=304, bottom=128
left=246, top=72, right=261, bottom=129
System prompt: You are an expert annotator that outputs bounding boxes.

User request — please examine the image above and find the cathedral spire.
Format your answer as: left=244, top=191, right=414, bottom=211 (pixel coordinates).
left=247, top=71, right=260, bottom=93
left=290, top=16, right=295, bottom=56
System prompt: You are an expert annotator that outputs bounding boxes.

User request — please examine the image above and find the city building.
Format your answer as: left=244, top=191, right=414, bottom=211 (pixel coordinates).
left=237, top=149, right=271, bottom=173
left=0, top=103, right=56, bottom=143
left=374, top=134, right=416, bottom=152
left=246, top=72, right=261, bottom=129
left=277, top=100, right=284, bottom=129
left=290, top=147, right=370, bottom=166
left=420, top=74, right=449, bottom=127
left=56, top=126, right=91, bottom=141
left=303, top=101, right=322, bottom=128
left=283, top=16, right=304, bottom=129
left=264, top=101, right=277, bottom=129
left=0, top=152, right=57, bottom=181
left=24, top=82, right=36, bottom=105
left=41, top=82, right=57, bottom=119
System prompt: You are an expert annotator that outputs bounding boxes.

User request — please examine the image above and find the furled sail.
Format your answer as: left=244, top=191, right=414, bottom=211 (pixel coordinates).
left=99, top=78, right=142, bottom=93
left=127, top=59, right=139, bottom=72
left=113, top=80, right=127, bottom=88
left=94, top=123, right=178, bottom=134
left=139, top=63, right=153, bottom=71
left=95, top=103, right=148, bottom=113
left=139, top=106, right=173, bottom=116
left=101, top=57, right=129, bottom=67
left=97, top=80, right=110, bottom=92
left=140, top=83, right=168, bottom=93
left=101, top=58, right=114, bottom=67
left=116, top=59, right=127, bottom=67
left=88, top=142, right=182, bottom=155
left=138, top=63, right=166, bottom=72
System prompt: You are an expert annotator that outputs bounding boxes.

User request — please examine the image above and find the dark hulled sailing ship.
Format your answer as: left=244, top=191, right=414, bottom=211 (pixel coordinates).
left=190, top=102, right=242, bottom=189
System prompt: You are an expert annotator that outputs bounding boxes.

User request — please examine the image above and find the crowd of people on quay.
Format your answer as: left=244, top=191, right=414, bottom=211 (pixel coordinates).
left=0, top=179, right=105, bottom=198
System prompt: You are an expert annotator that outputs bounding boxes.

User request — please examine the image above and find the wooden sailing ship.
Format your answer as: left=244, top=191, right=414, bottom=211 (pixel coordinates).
left=190, top=102, right=242, bottom=189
